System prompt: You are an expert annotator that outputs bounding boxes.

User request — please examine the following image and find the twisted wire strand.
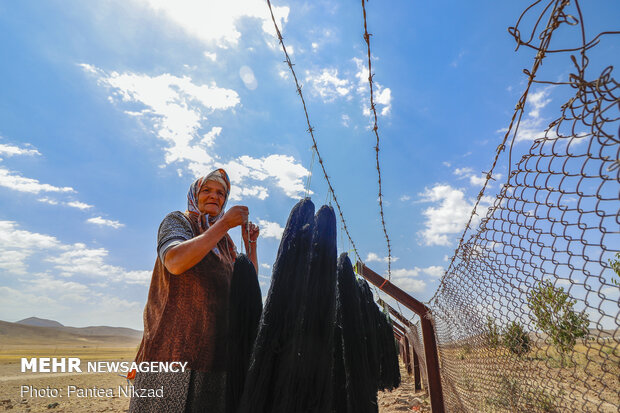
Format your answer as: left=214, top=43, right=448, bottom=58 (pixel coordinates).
left=265, top=0, right=362, bottom=265
left=360, top=0, right=393, bottom=279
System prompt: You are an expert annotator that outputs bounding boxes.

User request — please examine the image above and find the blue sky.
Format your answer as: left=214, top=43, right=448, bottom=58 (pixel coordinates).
left=0, top=0, right=618, bottom=329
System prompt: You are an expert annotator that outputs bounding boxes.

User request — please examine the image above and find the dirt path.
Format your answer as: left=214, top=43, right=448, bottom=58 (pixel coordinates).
left=378, top=361, right=430, bottom=412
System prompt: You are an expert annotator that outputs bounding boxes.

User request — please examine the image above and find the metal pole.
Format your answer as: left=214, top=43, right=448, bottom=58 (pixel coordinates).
left=356, top=262, right=445, bottom=413
left=411, top=341, right=422, bottom=391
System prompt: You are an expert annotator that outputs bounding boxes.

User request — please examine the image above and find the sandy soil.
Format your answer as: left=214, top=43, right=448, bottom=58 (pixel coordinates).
left=377, top=361, right=431, bottom=413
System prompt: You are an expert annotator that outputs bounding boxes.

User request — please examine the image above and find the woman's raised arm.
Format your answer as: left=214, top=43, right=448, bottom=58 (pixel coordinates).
left=164, top=206, right=248, bottom=275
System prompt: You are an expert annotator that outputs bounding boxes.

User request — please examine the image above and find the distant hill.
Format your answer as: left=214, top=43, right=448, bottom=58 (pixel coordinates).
left=0, top=319, right=142, bottom=347
left=17, top=317, right=64, bottom=328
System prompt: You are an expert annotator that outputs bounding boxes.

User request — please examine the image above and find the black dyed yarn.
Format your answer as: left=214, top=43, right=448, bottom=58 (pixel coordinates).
left=237, top=198, right=314, bottom=413
left=336, top=253, right=378, bottom=413
left=276, top=205, right=338, bottom=413
left=332, top=321, right=347, bottom=413
left=356, top=277, right=381, bottom=389
left=225, top=254, right=263, bottom=413
left=377, top=309, right=401, bottom=391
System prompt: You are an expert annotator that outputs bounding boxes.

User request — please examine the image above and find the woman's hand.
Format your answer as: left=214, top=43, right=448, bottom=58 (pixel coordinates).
left=242, top=221, right=259, bottom=273
left=222, top=205, right=249, bottom=229
left=242, top=221, right=260, bottom=244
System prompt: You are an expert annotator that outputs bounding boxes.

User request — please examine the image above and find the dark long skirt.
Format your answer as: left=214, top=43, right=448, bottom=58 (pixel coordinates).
left=128, top=369, right=225, bottom=413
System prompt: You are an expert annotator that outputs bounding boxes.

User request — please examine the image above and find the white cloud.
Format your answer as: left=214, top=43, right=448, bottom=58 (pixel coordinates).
left=67, top=201, right=93, bottom=210
left=83, top=64, right=309, bottom=201
left=229, top=185, right=269, bottom=201
left=0, top=166, right=74, bottom=194
left=386, top=265, right=443, bottom=293
left=203, top=51, right=217, bottom=61
left=469, top=174, right=487, bottom=186
left=38, top=198, right=94, bottom=210
left=260, top=263, right=270, bottom=269
left=0, top=221, right=150, bottom=328
left=257, top=219, right=284, bottom=240
left=454, top=166, right=503, bottom=188
left=136, top=0, right=289, bottom=48
left=391, top=268, right=420, bottom=277
left=0, top=142, right=40, bottom=157
left=311, top=42, right=319, bottom=51
left=86, top=216, right=125, bottom=229
left=423, top=265, right=444, bottom=277
left=400, top=195, right=411, bottom=202
left=341, top=114, right=350, bottom=127
left=87, top=68, right=239, bottom=169
left=375, top=87, right=392, bottom=116
left=528, top=89, right=552, bottom=119
left=38, top=197, right=59, bottom=205
left=498, top=87, right=554, bottom=142
left=453, top=167, right=474, bottom=177
left=418, top=184, right=491, bottom=246
left=305, top=68, right=352, bottom=102
left=229, top=154, right=310, bottom=200
left=201, top=126, right=222, bottom=147
left=366, top=252, right=399, bottom=264
left=388, top=268, right=427, bottom=293
left=353, top=57, right=392, bottom=118
left=277, top=68, right=290, bottom=80
left=0, top=221, right=62, bottom=251
left=46, top=244, right=149, bottom=285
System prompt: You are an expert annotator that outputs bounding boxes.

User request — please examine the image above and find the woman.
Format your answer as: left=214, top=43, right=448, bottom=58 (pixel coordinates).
left=130, top=168, right=259, bottom=413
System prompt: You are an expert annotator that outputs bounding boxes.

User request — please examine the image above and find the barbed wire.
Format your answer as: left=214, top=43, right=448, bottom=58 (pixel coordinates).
left=360, top=0, right=393, bottom=279
left=265, top=0, right=362, bottom=265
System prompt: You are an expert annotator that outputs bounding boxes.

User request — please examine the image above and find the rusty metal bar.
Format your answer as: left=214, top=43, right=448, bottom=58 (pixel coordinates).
left=356, top=262, right=445, bottom=413
left=410, top=337, right=422, bottom=391
left=407, top=332, right=422, bottom=391
left=404, top=335, right=413, bottom=375
left=378, top=298, right=415, bottom=328
left=391, top=318, right=407, bottom=336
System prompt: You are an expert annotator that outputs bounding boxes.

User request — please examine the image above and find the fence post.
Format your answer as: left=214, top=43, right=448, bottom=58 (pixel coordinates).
left=356, top=262, right=445, bottom=413
left=411, top=342, right=422, bottom=391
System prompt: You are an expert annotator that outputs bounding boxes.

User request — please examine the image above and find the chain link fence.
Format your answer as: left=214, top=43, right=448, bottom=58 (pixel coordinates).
left=419, top=1, right=619, bottom=411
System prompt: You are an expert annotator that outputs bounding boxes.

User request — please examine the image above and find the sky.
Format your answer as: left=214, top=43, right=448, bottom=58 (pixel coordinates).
left=0, top=0, right=618, bottom=330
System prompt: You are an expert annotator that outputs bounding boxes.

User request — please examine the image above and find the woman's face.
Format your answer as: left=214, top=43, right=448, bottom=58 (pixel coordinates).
left=197, top=180, right=227, bottom=216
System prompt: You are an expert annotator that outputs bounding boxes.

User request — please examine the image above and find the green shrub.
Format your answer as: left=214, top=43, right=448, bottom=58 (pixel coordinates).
left=503, top=321, right=530, bottom=356
left=486, top=316, right=501, bottom=347
left=528, top=281, right=589, bottom=364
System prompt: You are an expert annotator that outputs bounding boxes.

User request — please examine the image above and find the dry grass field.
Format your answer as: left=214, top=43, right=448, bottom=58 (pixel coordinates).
left=439, top=340, right=620, bottom=412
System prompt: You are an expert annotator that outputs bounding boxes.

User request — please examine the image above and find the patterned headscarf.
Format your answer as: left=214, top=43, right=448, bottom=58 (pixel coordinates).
left=186, top=168, right=231, bottom=233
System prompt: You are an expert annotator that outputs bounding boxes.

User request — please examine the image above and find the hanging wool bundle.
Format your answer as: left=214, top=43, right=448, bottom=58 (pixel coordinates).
left=274, top=204, right=338, bottom=413
left=332, top=321, right=347, bottom=413
left=377, top=310, right=401, bottom=391
left=356, top=277, right=381, bottom=390
left=225, top=254, right=263, bottom=413
left=336, top=253, right=378, bottom=413
left=237, top=198, right=315, bottom=413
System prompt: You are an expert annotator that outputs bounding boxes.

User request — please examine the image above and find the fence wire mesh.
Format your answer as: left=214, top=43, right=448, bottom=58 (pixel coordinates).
left=424, top=0, right=619, bottom=412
